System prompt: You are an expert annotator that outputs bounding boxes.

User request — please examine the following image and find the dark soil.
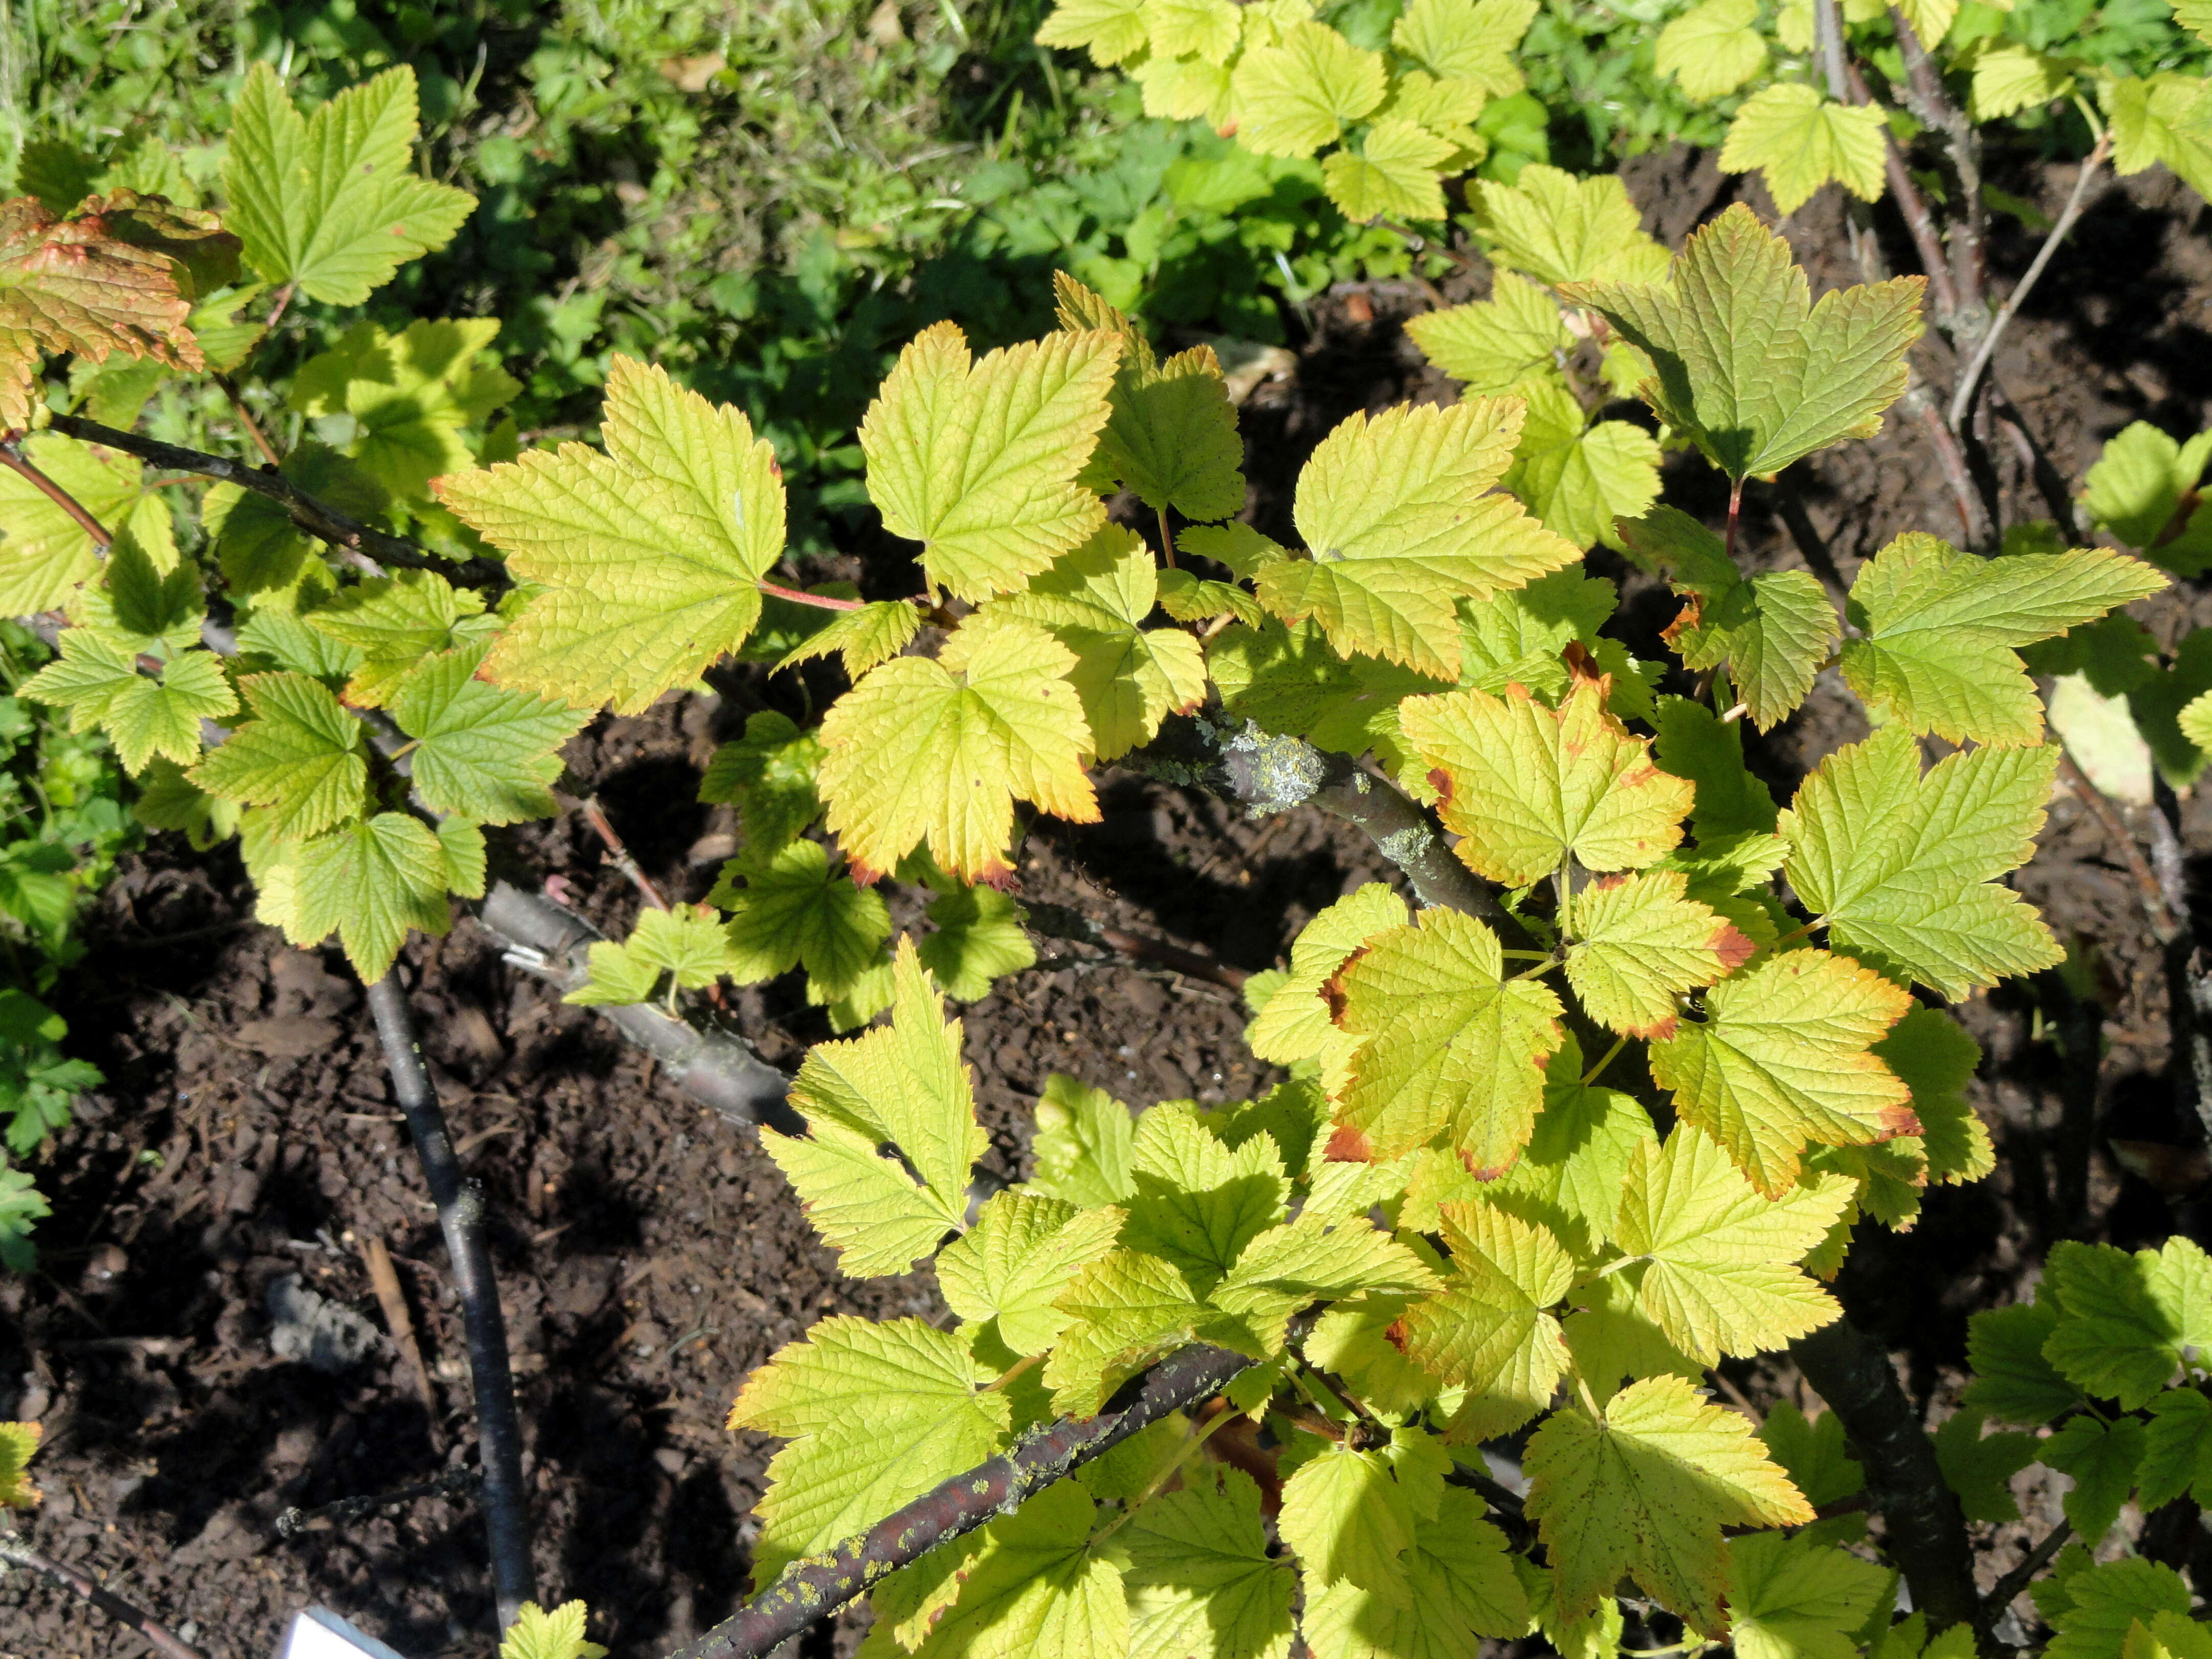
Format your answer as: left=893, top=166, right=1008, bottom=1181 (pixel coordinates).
left=9, top=148, right=2212, bottom=1659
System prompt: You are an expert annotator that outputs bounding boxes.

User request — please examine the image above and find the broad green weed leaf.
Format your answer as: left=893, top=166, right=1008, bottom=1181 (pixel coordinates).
left=1395, top=1202, right=1570, bottom=1435
left=986, top=527, right=1206, bottom=759
left=24, top=634, right=233, bottom=776
left=1840, top=534, right=2167, bottom=745
left=817, top=617, right=1097, bottom=884
left=1233, top=24, right=1387, bottom=157
left=937, top=1190, right=1123, bottom=1354
left=1261, top=397, right=1578, bottom=677
left=729, top=1315, right=1010, bottom=1582
left=920, top=885, right=1035, bottom=1000
left=1564, top=204, right=1923, bottom=482
left=387, top=645, right=584, bottom=824
left=221, top=64, right=474, bottom=305
left=1564, top=868, right=1754, bottom=1039
left=1327, top=907, right=1564, bottom=1176
left=1123, top=1467, right=1296, bottom=1659
left=698, top=710, right=825, bottom=853
left=187, top=670, right=363, bottom=837
left=290, top=811, right=453, bottom=980
left=861, top=321, right=1120, bottom=601
left=1718, top=86, right=1886, bottom=215
left=1400, top=677, right=1692, bottom=887
left=716, top=839, right=892, bottom=1001
left=1621, top=508, right=1839, bottom=730
left=1963, top=1301, right=2078, bottom=1425
left=0, top=190, right=236, bottom=430
left=1616, top=1129, right=1852, bottom=1359
left=1302, top=1487, right=1528, bottom=1659
left=764, top=938, right=987, bottom=1275
left=1524, top=1372, right=1813, bottom=1626
left=441, top=356, right=785, bottom=713
left=1931, top=1406, right=2036, bottom=1523
left=775, top=600, right=922, bottom=679
left=1726, top=1532, right=1891, bottom=1659
left=1405, top=273, right=1570, bottom=394
left=1323, top=121, right=1459, bottom=222
left=1029, top=1074, right=1136, bottom=1207
left=499, top=1602, right=606, bottom=1659
left=1650, top=950, right=1916, bottom=1196
left=1035, top=0, right=1151, bottom=65
left=1656, top=0, right=1768, bottom=101
left=1781, top=727, right=2062, bottom=997
left=292, top=317, right=519, bottom=500
left=1505, top=382, right=1662, bottom=552
left=1469, top=166, right=1672, bottom=287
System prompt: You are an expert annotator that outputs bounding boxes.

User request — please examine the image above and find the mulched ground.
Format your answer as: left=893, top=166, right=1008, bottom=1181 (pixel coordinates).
left=7, top=147, right=2212, bottom=1659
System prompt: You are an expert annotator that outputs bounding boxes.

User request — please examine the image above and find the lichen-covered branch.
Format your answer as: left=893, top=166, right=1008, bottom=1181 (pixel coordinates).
left=661, top=1339, right=1263, bottom=1659
left=476, top=881, right=800, bottom=1135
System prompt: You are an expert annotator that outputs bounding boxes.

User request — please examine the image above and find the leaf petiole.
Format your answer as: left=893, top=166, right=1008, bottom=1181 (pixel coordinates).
left=757, top=580, right=867, bottom=612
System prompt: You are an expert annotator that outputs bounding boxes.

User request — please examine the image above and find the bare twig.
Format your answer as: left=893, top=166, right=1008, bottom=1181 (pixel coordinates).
left=359, top=1231, right=439, bottom=1432
left=46, top=414, right=505, bottom=589
left=214, top=373, right=284, bottom=467
left=0, top=441, right=113, bottom=549
left=1980, top=1520, right=2072, bottom=1627
left=0, top=1537, right=207, bottom=1659
left=2057, top=751, right=2179, bottom=944
left=1949, top=136, right=2114, bottom=430
left=661, top=1338, right=1264, bottom=1659
left=275, top=1466, right=481, bottom=1539
left=366, top=971, right=536, bottom=1631
left=1020, top=900, right=1249, bottom=990
left=1906, top=382, right=1993, bottom=546
left=1790, top=1321, right=1985, bottom=1644
left=1889, top=6, right=1986, bottom=315
left=1843, top=60, right=1962, bottom=325
left=578, top=795, right=673, bottom=912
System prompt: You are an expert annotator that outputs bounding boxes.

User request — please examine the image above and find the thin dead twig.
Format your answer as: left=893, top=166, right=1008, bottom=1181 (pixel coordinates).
left=0, top=1536, right=207, bottom=1659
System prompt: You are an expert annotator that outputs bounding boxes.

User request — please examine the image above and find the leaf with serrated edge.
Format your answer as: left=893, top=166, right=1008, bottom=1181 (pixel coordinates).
left=1563, top=203, right=1924, bottom=483
left=1718, top=86, right=1886, bottom=215
left=1406, top=273, right=1570, bottom=394
left=499, top=1602, right=606, bottom=1659
left=1324, top=120, right=1460, bottom=222
left=1121, top=1103, right=1290, bottom=1287
left=1328, top=908, right=1564, bottom=1176
left=2047, top=1561, right=2190, bottom=1659
left=1233, top=23, right=1387, bottom=157
left=1261, top=398, right=1579, bottom=677
left=1656, top=0, right=1767, bottom=101
left=1839, top=534, right=2166, bottom=746
left=387, top=645, right=585, bottom=824
left=1029, top=1074, right=1135, bottom=1207
left=908, top=1482, right=1126, bottom=1659
left=1649, top=951, right=1917, bottom=1197
left=26, top=635, right=236, bottom=776
left=1485, top=1034, right=1656, bottom=1257
left=292, top=316, right=518, bottom=500
left=1781, top=727, right=2062, bottom=997
left=2039, top=1239, right=2201, bottom=1410
left=729, top=1315, right=1009, bottom=1582
left=818, top=616, right=1096, bottom=884
left=1303, top=1487, right=1529, bottom=1659
left=1469, top=166, right=1672, bottom=288
left=775, top=600, right=922, bottom=680
left=698, top=710, right=825, bottom=853
left=1212, top=1213, right=1438, bottom=1346
left=0, top=438, right=162, bottom=615
left=763, top=938, right=986, bottom=1275
left=1615, top=1130, right=1853, bottom=1363
left=717, top=839, right=891, bottom=998
left=1727, top=1532, right=1891, bottom=1659
left=1963, top=1301, right=2078, bottom=1426
left=1400, top=676, right=1692, bottom=888
left=1034, top=0, right=1151, bottom=65
left=221, top=64, right=473, bottom=305
left=289, top=812, right=453, bottom=980
left=439, top=355, right=784, bottom=714
left=1505, top=382, right=1662, bottom=553
left=1044, top=1249, right=1215, bottom=1414
left=1525, top=1372, right=1812, bottom=1627
left=1395, top=1202, right=1570, bottom=1435
left=937, top=1191, right=1123, bottom=1354
left=1123, top=1466, right=1296, bottom=1659
left=1279, top=1441, right=1421, bottom=1600
left=1248, top=882, right=1409, bottom=1078
left=1565, top=869, right=1754, bottom=1039
left=187, top=671, right=364, bottom=837
left=861, top=321, right=1121, bottom=601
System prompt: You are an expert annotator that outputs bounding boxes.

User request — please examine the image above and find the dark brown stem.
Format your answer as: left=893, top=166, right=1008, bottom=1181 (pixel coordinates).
left=366, top=971, right=537, bottom=1631
left=578, top=795, right=672, bottom=912
left=1981, top=1521, right=2071, bottom=1628
left=1889, top=7, right=1986, bottom=314
left=758, top=579, right=867, bottom=612
left=1950, top=136, right=2113, bottom=430
left=1905, top=383, right=1992, bottom=546
left=0, top=1537, right=207, bottom=1659
left=1843, top=60, right=1962, bottom=326
left=1790, top=1321, right=1985, bottom=1644
left=2056, top=752, right=2179, bottom=944
left=275, top=1465, right=481, bottom=1539
left=661, top=1338, right=1262, bottom=1659
left=1725, top=478, right=1743, bottom=564
left=1158, top=506, right=1177, bottom=569
left=215, top=373, right=284, bottom=467
left=45, top=414, right=504, bottom=589
left=0, top=441, right=113, bottom=549
left=1020, top=900, right=1249, bottom=990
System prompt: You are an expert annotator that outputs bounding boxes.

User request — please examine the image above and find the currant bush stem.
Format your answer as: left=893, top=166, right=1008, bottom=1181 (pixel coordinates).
left=1724, top=478, right=1743, bottom=565
left=1088, top=1403, right=1239, bottom=1545
left=1981, top=1520, right=2072, bottom=1627
left=2055, top=751, right=2179, bottom=944
left=215, top=371, right=285, bottom=467
left=577, top=794, right=674, bottom=912
left=0, top=1536, right=207, bottom=1659
left=757, top=579, right=868, bottom=612
left=0, top=439, right=113, bottom=549
left=659, top=1338, right=1266, bottom=1659
left=1580, top=1034, right=1628, bottom=1086
left=45, top=414, right=506, bottom=589
left=366, top=970, right=538, bottom=1632
left=1157, top=505, right=1177, bottom=570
